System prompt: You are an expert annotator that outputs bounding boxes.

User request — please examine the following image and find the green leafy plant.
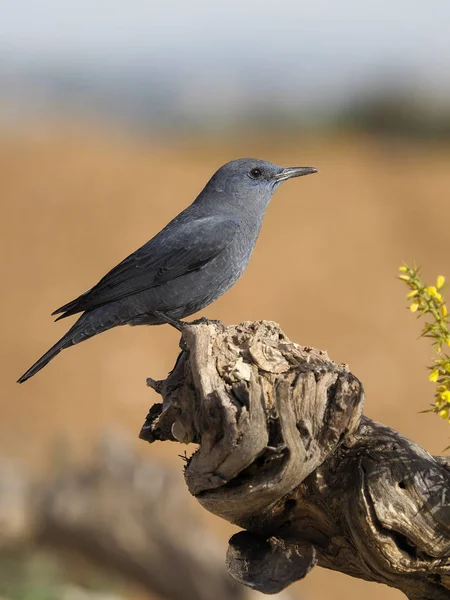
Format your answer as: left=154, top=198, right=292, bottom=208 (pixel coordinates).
left=399, top=264, right=450, bottom=425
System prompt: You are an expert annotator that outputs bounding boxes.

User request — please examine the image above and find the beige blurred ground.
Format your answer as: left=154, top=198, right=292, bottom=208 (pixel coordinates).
left=2, top=125, right=450, bottom=599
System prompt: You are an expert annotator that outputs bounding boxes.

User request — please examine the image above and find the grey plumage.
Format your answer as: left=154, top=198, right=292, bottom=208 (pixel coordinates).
left=18, top=158, right=317, bottom=383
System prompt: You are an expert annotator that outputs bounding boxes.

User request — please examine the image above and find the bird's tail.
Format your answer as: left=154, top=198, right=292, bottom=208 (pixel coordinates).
left=17, top=309, right=119, bottom=384
left=17, top=331, right=75, bottom=383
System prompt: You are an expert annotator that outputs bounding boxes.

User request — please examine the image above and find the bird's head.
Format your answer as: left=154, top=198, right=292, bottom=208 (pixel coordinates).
left=200, top=158, right=318, bottom=213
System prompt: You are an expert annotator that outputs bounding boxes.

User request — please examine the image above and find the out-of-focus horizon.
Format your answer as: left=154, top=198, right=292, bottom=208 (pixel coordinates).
left=2, top=0, right=450, bottom=134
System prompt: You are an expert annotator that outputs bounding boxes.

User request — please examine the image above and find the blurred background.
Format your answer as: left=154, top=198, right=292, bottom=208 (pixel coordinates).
left=2, top=1, right=450, bottom=598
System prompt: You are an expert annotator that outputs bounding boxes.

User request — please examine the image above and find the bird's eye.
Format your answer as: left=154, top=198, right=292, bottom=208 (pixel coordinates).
left=250, top=168, right=263, bottom=179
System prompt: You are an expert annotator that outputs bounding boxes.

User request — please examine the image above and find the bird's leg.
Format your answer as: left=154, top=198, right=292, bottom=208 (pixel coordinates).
left=155, top=311, right=225, bottom=332
left=154, top=311, right=185, bottom=332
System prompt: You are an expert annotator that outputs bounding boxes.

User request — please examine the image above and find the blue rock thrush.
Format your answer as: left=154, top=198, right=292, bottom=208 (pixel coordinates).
left=18, top=158, right=317, bottom=383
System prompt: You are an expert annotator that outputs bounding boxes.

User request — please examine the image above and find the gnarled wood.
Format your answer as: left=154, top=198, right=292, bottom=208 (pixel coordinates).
left=141, top=320, right=450, bottom=599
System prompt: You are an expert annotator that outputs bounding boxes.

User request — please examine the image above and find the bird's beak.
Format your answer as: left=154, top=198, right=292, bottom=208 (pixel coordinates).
left=274, top=166, right=318, bottom=182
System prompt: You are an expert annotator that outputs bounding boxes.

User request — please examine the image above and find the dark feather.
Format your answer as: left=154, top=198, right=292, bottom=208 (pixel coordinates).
left=52, top=216, right=240, bottom=319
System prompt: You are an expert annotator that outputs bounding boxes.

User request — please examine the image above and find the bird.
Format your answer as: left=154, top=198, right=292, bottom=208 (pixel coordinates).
left=18, top=158, right=317, bottom=383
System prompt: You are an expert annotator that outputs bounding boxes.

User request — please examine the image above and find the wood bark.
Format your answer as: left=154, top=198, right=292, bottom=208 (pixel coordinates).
left=141, top=320, right=450, bottom=599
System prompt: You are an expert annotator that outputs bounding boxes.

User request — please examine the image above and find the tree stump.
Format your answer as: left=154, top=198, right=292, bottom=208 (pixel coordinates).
left=140, top=321, right=450, bottom=599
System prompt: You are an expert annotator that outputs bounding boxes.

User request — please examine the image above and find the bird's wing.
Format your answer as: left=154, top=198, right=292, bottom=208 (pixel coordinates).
left=53, top=216, right=240, bottom=318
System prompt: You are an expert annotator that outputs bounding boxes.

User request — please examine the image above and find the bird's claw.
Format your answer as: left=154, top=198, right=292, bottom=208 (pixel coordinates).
left=185, top=317, right=226, bottom=331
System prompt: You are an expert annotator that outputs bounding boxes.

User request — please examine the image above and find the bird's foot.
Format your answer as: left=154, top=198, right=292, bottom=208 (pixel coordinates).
left=184, top=317, right=226, bottom=331
left=155, top=312, right=226, bottom=333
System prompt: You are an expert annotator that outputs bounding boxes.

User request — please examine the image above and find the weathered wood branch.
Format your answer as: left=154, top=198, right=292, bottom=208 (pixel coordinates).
left=141, top=320, right=450, bottom=599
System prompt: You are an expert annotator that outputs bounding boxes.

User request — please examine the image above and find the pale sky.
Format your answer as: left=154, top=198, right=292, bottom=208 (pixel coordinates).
left=2, top=0, right=450, bottom=76
left=2, top=0, right=450, bottom=119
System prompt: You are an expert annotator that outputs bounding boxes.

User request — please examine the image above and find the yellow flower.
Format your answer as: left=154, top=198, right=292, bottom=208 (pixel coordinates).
left=410, top=302, right=419, bottom=313
left=407, top=290, right=418, bottom=298
left=435, top=292, right=442, bottom=303
left=429, top=369, right=439, bottom=382
left=399, top=266, right=408, bottom=272
left=427, top=286, right=437, bottom=297
left=437, top=275, right=445, bottom=289
left=440, top=390, right=450, bottom=402
left=447, top=338, right=450, bottom=347
left=442, top=305, right=448, bottom=317
left=399, top=275, right=410, bottom=281
left=439, top=408, right=449, bottom=420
